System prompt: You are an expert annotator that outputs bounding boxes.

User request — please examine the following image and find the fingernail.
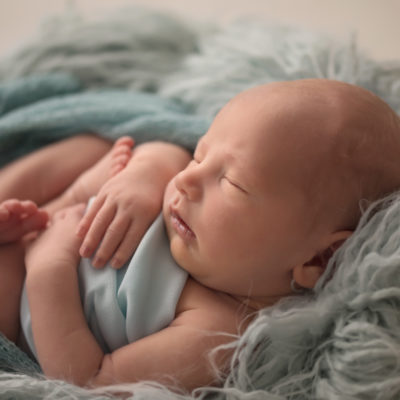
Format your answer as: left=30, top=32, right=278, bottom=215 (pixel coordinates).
left=80, top=245, right=91, bottom=258
left=92, top=256, right=103, bottom=268
left=111, top=258, right=121, bottom=269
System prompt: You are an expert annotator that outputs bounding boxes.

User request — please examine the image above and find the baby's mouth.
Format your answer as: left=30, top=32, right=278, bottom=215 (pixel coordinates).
left=169, top=208, right=196, bottom=240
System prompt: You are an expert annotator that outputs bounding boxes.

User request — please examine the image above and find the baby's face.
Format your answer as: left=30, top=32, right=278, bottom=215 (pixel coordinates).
left=163, top=81, right=332, bottom=301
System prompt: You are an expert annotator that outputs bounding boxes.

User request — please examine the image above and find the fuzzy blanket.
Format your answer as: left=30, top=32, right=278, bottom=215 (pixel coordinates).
left=1, top=6, right=400, bottom=399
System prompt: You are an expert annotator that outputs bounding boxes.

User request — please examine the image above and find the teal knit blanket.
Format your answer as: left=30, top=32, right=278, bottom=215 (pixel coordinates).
left=0, top=74, right=210, bottom=167
left=1, top=6, right=400, bottom=399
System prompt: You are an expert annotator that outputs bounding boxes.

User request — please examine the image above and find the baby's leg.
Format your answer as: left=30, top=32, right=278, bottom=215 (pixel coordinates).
left=0, top=134, right=112, bottom=208
left=44, top=136, right=134, bottom=215
left=0, top=241, right=25, bottom=342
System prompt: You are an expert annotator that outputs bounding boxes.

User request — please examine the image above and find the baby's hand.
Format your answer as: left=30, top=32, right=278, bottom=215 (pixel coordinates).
left=25, top=204, right=85, bottom=272
left=0, top=199, right=48, bottom=244
left=75, top=169, right=161, bottom=269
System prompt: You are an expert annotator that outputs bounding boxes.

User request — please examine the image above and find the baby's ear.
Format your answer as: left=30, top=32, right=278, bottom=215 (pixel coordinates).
left=292, top=230, right=353, bottom=289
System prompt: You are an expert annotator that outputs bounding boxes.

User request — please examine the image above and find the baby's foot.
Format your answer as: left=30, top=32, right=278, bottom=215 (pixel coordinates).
left=110, top=136, right=134, bottom=177
left=0, top=199, right=48, bottom=244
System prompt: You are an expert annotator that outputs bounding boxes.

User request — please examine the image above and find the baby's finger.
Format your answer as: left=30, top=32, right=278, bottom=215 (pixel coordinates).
left=110, top=222, right=143, bottom=269
left=79, top=203, right=116, bottom=258
left=3, top=199, right=24, bottom=214
left=92, top=214, right=130, bottom=268
left=20, top=210, right=49, bottom=233
left=76, top=196, right=105, bottom=239
left=20, top=200, right=39, bottom=216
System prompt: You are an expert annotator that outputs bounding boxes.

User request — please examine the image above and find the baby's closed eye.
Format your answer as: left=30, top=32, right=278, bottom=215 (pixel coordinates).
left=222, top=176, right=248, bottom=194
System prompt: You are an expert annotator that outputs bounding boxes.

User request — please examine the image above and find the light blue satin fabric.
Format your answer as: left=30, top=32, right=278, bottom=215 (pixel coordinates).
left=20, top=213, right=188, bottom=358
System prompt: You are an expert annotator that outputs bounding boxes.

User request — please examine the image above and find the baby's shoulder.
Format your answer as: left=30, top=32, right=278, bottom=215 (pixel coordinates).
left=172, top=277, right=253, bottom=334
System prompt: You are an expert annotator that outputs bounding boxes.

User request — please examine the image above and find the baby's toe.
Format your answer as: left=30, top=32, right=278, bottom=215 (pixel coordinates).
left=114, top=136, right=134, bottom=149
left=0, top=207, right=10, bottom=222
left=113, top=153, right=130, bottom=166
left=112, top=146, right=131, bottom=158
left=111, top=137, right=134, bottom=156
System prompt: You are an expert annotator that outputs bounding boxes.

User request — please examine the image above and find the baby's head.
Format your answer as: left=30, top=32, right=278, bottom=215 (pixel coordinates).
left=163, top=79, right=400, bottom=307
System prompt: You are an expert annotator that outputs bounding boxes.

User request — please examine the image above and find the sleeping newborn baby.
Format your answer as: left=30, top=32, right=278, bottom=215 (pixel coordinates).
left=1, top=79, right=400, bottom=391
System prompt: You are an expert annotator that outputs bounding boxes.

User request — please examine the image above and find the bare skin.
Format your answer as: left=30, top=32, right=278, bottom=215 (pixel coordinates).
left=0, top=135, right=191, bottom=347
left=0, top=199, right=48, bottom=244
left=43, top=136, right=136, bottom=217
left=0, top=136, right=133, bottom=341
left=0, top=135, right=113, bottom=210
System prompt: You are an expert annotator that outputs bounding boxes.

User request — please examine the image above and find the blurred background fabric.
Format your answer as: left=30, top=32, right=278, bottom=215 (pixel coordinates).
left=0, top=0, right=399, bottom=62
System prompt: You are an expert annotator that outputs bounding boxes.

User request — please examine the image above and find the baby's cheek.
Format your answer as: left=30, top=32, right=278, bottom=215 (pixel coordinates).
left=169, top=236, right=192, bottom=270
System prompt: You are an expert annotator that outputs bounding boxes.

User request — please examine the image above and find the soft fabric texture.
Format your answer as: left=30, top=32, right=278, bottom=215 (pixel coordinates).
left=20, top=212, right=188, bottom=358
left=0, top=74, right=210, bottom=167
left=1, top=6, right=400, bottom=399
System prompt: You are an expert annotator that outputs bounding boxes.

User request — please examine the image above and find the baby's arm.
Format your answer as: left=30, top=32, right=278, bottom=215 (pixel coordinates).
left=77, top=140, right=191, bottom=269
left=26, top=241, right=236, bottom=389
left=25, top=204, right=104, bottom=380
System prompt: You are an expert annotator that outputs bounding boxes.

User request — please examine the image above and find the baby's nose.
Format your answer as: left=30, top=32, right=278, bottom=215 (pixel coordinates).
left=174, top=164, right=202, bottom=201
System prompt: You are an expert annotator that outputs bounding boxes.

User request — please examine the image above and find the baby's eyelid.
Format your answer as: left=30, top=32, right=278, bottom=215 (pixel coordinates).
left=224, top=176, right=247, bottom=194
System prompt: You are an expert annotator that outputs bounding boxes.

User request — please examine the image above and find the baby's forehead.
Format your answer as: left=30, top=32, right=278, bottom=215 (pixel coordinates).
left=233, top=80, right=378, bottom=117
left=235, top=81, right=388, bottom=148
left=213, top=80, right=393, bottom=175
left=225, top=85, right=353, bottom=186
